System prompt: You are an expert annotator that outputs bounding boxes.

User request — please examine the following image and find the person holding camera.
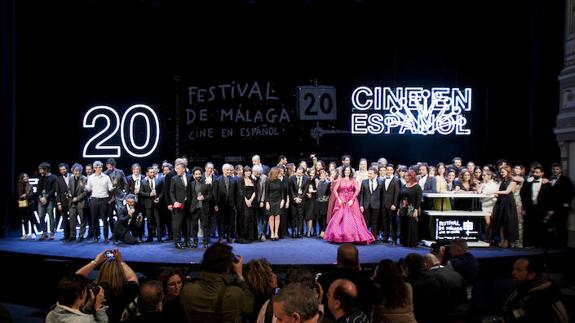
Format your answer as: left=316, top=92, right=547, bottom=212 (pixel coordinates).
left=46, top=274, right=107, bottom=323
left=76, top=249, right=139, bottom=323
left=180, top=243, right=254, bottom=322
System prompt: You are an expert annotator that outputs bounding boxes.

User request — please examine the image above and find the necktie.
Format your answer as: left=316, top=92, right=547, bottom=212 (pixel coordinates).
left=225, top=176, right=229, bottom=193
left=370, top=180, right=375, bottom=193
left=182, top=175, right=187, bottom=187
left=297, top=177, right=301, bottom=188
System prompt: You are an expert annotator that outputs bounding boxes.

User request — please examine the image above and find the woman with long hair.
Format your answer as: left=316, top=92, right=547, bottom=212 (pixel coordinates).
left=491, top=165, right=519, bottom=248
left=245, top=259, right=278, bottom=323
left=158, top=268, right=186, bottom=323
left=400, top=169, right=422, bottom=247
left=434, top=163, right=451, bottom=211
left=478, top=168, right=499, bottom=242
left=323, top=166, right=374, bottom=244
left=16, top=172, right=37, bottom=239
left=76, top=249, right=139, bottom=323
left=512, top=165, right=525, bottom=248
left=264, top=167, right=285, bottom=241
left=372, top=259, right=416, bottom=323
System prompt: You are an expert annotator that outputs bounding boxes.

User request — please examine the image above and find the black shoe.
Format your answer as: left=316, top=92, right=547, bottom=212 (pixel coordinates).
left=93, top=236, right=100, bottom=242
left=192, top=242, right=198, bottom=248
left=60, top=237, right=68, bottom=241
left=158, top=238, right=164, bottom=243
left=146, top=237, right=154, bottom=242
left=104, top=238, right=109, bottom=243
left=227, top=237, right=233, bottom=244
left=175, top=242, right=184, bottom=249
left=68, top=237, right=76, bottom=242
left=184, top=241, right=191, bottom=248
left=203, top=242, right=209, bottom=248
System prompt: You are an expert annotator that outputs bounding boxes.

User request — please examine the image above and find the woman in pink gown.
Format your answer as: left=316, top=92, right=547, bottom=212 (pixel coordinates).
left=324, top=166, right=375, bottom=244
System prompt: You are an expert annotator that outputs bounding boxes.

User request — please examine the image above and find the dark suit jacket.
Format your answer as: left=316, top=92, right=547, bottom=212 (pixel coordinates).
left=421, top=175, right=437, bottom=193
left=520, top=180, right=552, bottom=211
left=551, top=175, right=575, bottom=210
left=140, top=177, right=164, bottom=209
left=127, top=175, right=146, bottom=196
left=189, top=179, right=212, bottom=213
left=288, top=175, right=309, bottom=202
left=360, top=178, right=383, bottom=209
left=213, top=175, right=239, bottom=209
left=170, top=174, right=192, bottom=205
left=163, top=170, right=177, bottom=205
left=55, top=174, right=72, bottom=207
left=68, top=175, right=87, bottom=209
left=382, top=176, right=400, bottom=209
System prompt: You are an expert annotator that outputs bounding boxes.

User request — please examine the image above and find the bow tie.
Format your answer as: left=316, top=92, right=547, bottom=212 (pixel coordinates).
left=533, top=180, right=540, bottom=183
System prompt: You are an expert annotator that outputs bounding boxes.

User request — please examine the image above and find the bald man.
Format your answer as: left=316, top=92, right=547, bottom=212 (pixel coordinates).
left=327, top=279, right=368, bottom=322
left=317, top=244, right=377, bottom=320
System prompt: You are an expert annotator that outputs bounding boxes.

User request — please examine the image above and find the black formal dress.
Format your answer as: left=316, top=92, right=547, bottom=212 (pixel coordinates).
left=491, top=179, right=519, bottom=243
left=400, top=184, right=422, bottom=247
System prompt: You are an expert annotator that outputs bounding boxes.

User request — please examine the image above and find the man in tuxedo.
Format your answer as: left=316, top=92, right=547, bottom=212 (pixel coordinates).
left=127, top=163, right=145, bottom=212
left=190, top=166, right=212, bottom=248
left=360, top=167, right=383, bottom=238
left=520, top=166, right=552, bottom=247
left=68, top=163, right=87, bottom=241
left=214, top=163, right=239, bottom=243
left=549, top=163, right=574, bottom=247
left=140, top=166, right=164, bottom=242
left=382, top=164, right=401, bottom=244
left=289, top=167, right=309, bottom=238
left=55, top=163, right=72, bottom=241
left=170, top=162, right=192, bottom=249
left=112, top=194, right=140, bottom=244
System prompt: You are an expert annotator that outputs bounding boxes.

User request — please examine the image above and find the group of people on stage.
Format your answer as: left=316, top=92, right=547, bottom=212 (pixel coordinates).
left=15, top=154, right=574, bottom=249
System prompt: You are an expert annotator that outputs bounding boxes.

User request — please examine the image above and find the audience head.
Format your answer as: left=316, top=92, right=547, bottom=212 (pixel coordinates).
left=372, top=259, right=408, bottom=309
left=423, top=253, right=442, bottom=269
left=97, top=257, right=127, bottom=297
left=137, top=281, right=164, bottom=313
left=246, top=258, right=278, bottom=296
left=327, top=279, right=358, bottom=319
left=201, top=243, right=235, bottom=274
left=449, top=239, right=468, bottom=257
left=336, top=244, right=360, bottom=270
left=273, top=283, right=320, bottom=323
left=57, top=274, right=89, bottom=307
left=512, top=257, right=544, bottom=285
left=404, top=253, right=426, bottom=276
left=158, top=268, right=185, bottom=301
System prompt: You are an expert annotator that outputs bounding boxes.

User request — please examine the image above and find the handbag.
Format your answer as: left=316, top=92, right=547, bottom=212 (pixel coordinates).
left=18, top=199, right=28, bottom=208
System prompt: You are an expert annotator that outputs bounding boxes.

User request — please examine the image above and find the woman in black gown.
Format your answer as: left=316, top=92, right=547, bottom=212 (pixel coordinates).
left=265, top=167, right=285, bottom=240
left=491, top=165, right=518, bottom=248
left=238, top=166, right=257, bottom=242
left=400, top=169, right=422, bottom=247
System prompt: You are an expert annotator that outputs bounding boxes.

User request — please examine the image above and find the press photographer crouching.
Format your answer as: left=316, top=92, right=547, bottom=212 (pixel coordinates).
left=434, top=239, right=479, bottom=300
left=46, top=274, right=107, bottom=323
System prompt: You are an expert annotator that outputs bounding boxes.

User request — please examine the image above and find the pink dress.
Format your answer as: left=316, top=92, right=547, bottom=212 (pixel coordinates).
left=324, top=178, right=375, bottom=244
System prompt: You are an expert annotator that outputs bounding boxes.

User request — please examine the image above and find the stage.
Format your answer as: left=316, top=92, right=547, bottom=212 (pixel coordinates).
left=0, top=230, right=560, bottom=267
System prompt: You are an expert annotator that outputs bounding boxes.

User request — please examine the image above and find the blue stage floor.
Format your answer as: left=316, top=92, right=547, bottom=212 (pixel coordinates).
left=0, top=230, right=555, bottom=266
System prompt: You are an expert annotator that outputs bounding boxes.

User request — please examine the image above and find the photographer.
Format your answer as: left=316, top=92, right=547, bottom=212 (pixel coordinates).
left=76, top=249, right=139, bottom=323
left=46, top=274, right=107, bottom=323
left=437, top=239, right=479, bottom=300
left=180, top=243, right=254, bottom=322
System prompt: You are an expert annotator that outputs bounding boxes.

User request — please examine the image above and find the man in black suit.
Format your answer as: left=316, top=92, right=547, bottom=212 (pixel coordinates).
left=213, top=163, right=239, bottom=243
left=140, top=166, right=164, bottom=242
left=360, top=167, right=383, bottom=238
left=549, top=163, right=574, bottom=247
left=520, top=166, right=552, bottom=247
left=289, top=167, right=309, bottom=238
left=127, top=163, right=145, bottom=213
left=382, top=164, right=401, bottom=244
left=55, top=163, right=72, bottom=240
left=170, top=162, right=192, bottom=249
left=68, top=163, right=87, bottom=241
left=189, top=166, right=212, bottom=248
left=112, top=194, right=140, bottom=244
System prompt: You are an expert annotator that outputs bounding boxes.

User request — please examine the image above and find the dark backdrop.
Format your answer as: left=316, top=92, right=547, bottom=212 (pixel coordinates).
left=1, top=0, right=565, bottom=230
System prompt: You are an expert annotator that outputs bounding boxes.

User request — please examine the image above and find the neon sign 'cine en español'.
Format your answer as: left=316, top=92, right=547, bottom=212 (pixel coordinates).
left=350, top=86, right=472, bottom=136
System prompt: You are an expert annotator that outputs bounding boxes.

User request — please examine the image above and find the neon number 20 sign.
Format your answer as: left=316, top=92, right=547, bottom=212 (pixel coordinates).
left=82, top=104, right=160, bottom=158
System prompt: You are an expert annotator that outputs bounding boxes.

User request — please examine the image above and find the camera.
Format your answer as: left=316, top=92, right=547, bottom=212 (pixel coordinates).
left=104, top=250, right=114, bottom=260
left=87, top=283, right=100, bottom=296
left=430, top=242, right=451, bottom=263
